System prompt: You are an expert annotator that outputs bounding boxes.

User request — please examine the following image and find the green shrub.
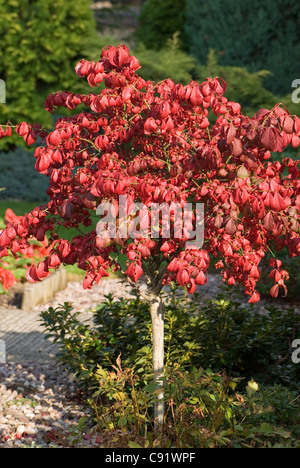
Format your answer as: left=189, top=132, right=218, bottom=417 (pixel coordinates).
left=136, top=0, right=187, bottom=51
left=135, top=34, right=197, bottom=84
left=0, top=0, right=103, bottom=149
left=40, top=295, right=151, bottom=387
left=40, top=288, right=300, bottom=390
left=40, top=290, right=300, bottom=448
left=196, top=50, right=300, bottom=119
left=75, top=359, right=300, bottom=448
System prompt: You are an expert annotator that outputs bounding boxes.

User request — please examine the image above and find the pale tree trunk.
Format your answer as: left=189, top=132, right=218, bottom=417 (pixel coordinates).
left=124, top=262, right=167, bottom=425
left=150, top=294, right=165, bottom=425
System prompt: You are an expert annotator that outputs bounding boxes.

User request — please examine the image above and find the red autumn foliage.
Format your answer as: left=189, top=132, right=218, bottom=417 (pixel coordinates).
left=0, top=209, right=49, bottom=291
left=0, top=44, right=299, bottom=303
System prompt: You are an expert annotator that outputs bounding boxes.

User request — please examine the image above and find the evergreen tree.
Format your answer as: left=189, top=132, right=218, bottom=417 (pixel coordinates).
left=196, top=50, right=300, bottom=119
left=136, top=33, right=196, bottom=84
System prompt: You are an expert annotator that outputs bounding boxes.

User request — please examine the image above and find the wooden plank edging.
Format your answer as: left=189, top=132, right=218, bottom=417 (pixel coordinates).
left=21, top=268, right=67, bottom=311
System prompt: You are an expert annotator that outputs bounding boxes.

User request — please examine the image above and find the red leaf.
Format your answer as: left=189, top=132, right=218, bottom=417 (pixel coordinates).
left=176, top=269, right=190, bottom=286
left=226, top=125, right=236, bottom=144
left=270, top=284, right=279, bottom=298
left=263, top=212, right=275, bottom=231
left=294, top=115, right=300, bottom=134
left=125, top=263, right=143, bottom=282
left=270, top=192, right=289, bottom=212
left=231, top=138, right=243, bottom=156
left=195, top=270, right=207, bottom=285
left=36, top=261, right=50, bottom=279
left=26, top=265, right=41, bottom=283
left=16, top=122, right=29, bottom=137
left=47, top=130, right=61, bottom=146
left=282, top=115, right=294, bottom=134
left=187, top=278, right=197, bottom=294
left=35, top=153, right=52, bottom=173
left=167, top=258, right=179, bottom=273
left=248, top=291, right=260, bottom=303
left=224, top=218, right=237, bottom=235
left=5, top=209, right=21, bottom=224
left=291, top=136, right=300, bottom=148
left=189, top=86, right=203, bottom=106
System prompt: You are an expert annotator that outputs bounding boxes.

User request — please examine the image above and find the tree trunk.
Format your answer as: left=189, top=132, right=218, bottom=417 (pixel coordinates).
left=150, top=294, right=165, bottom=425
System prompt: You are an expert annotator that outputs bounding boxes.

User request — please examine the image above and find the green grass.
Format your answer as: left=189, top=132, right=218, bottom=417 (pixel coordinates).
left=0, top=200, right=44, bottom=230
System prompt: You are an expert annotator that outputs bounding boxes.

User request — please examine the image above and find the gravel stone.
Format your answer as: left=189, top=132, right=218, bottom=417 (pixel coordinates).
left=0, top=361, right=90, bottom=447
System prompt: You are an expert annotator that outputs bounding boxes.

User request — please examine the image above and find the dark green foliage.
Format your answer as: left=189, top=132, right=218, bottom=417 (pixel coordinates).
left=0, top=146, right=49, bottom=201
left=185, top=0, right=300, bottom=95
left=0, top=0, right=102, bottom=149
left=136, top=34, right=197, bottom=84
left=40, top=289, right=300, bottom=390
left=136, top=0, right=187, bottom=50
left=40, top=295, right=151, bottom=386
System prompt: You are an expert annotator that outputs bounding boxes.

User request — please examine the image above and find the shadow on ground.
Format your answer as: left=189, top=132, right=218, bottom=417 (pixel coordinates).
left=0, top=331, right=58, bottom=362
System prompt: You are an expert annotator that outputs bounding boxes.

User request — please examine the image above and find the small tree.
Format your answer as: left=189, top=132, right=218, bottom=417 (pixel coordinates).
left=0, top=44, right=300, bottom=424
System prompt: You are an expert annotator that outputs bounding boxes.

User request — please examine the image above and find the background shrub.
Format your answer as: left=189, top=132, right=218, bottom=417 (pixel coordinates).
left=41, top=289, right=300, bottom=391
left=135, top=34, right=197, bottom=84
left=136, top=0, right=187, bottom=50
left=196, top=50, right=300, bottom=119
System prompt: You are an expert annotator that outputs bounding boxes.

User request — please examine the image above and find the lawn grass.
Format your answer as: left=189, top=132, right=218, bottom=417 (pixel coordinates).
left=0, top=199, right=43, bottom=219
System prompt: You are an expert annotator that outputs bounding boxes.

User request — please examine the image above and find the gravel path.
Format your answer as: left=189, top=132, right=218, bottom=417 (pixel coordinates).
left=0, top=277, right=135, bottom=362
left=0, top=361, right=93, bottom=448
